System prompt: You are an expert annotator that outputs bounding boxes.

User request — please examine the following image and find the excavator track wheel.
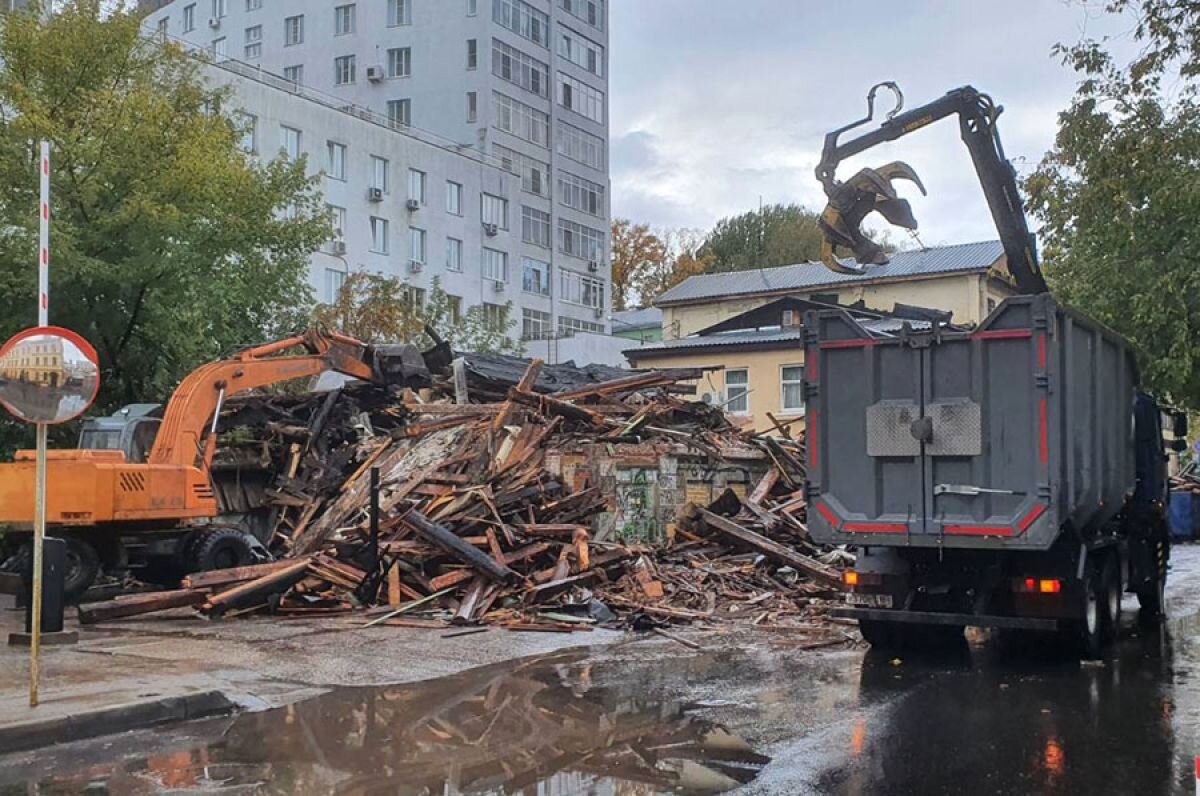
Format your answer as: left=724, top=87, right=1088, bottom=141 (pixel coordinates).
left=189, top=527, right=262, bottom=573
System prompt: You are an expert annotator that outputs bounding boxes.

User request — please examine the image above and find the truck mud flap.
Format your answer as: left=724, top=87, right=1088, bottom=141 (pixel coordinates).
left=832, top=606, right=1059, bottom=631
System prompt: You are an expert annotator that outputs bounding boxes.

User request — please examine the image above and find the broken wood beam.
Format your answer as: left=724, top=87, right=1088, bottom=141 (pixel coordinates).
left=78, top=589, right=210, bottom=625
left=203, top=559, right=313, bottom=616
left=400, top=510, right=518, bottom=583
left=180, top=559, right=299, bottom=590
left=523, top=571, right=601, bottom=604
left=427, top=542, right=551, bottom=591
left=508, top=388, right=606, bottom=427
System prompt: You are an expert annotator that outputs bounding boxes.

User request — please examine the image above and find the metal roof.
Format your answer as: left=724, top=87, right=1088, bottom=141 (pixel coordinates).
left=626, top=317, right=932, bottom=358
left=652, top=240, right=1004, bottom=306
left=611, top=307, right=663, bottom=329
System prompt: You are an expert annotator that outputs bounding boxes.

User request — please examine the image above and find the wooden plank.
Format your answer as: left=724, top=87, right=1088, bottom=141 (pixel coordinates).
left=523, top=571, right=601, bottom=604
left=747, top=468, right=779, bottom=508
left=400, top=510, right=518, bottom=583
left=78, top=589, right=209, bottom=625
left=181, top=559, right=298, bottom=590
left=515, top=523, right=592, bottom=537
left=203, top=559, right=313, bottom=616
left=427, top=542, right=551, bottom=591
left=386, top=565, right=402, bottom=606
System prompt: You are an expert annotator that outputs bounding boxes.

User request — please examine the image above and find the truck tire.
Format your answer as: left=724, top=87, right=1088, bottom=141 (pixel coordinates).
left=190, top=528, right=258, bottom=573
left=1137, top=577, right=1166, bottom=624
left=8, top=537, right=101, bottom=602
left=1074, top=571, right=1105, bottom=659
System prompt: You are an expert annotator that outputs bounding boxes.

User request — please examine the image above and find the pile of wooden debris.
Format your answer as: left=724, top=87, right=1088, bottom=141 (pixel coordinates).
left=79, top=352, right=847, bottom=636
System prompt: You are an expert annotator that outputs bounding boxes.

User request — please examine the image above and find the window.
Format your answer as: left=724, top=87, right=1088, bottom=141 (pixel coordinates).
left=446, top=237, right=463, bottom=271
left=280, top=125, right=301, bottom=160
left=210, top=37, right=227, bottom=58
left=283, top=64, right=304, bottom=85
left=466, top=91, right=477, bottom=122
left=402, top=285, right=426, bottom=312
left=482, top=247, right=508, bottom=282
left=557, top=72, right=604, bottom=123
left=243, top=25, right=262, bottom=59
left=522, top=308, right=552, bottom=340
left=335, top=55, right=356, bottom=85
left=467, top=0, right=477, bottom=15
left=446, top=295, right=463, bottom=324
left=493, top=92, right=550, bottom=147
left=522, top=257, right=551, bottom=296
left=560, top=0, right=604, bottom=31
left=560, top=269, right=605, bottom=308
left=781, top=366, right=805, bottom=414
left=183, top=4, right=195, bottom=31
left=236, top=112, right=257, bottom=153
left=725, top=370, right=749, bottom=414
left=558, top=315, right=604, bottom=336
left=522, top=206, right=551, bottom=248
left=493, top=144, right=550, bottom=197
left=334, top=4, right=355, bottom=35
left=326, top=141, right=346, bottom=180
left=284, top=15, right=303, bottom=46
left=445, top=181, right=462, bottom=215
left=467, top=39, right=477, bottom=70
left=370, top=156, right=388, bottom=192
left=410, top=228, right=427, bottom=263
left=493, top=0, right=548, bottom=48
left=483, top=302, right=508, bottom=332
left=559, top=27, right=604, bottom=77
left=481, top=193, right=508, bottom=229
left=246, top=0, right=262, bottom=10
left=387, top=98, right=411, bottom=127
left=492, top=39, right=548, bottom=97
left=156, top=17, right=168, bottom=38
left=386, top=47, right=411, bottom=79
left=558, top=218, right=604, bottom=262
left=325, top=268, right=347, bottom=303
left=212, top=0, right=226, bottom=18
left=556, top=120, right=605, bottom=169
left=408, top=169, right=426, bottom=204
left=327, top=205, right=346, bottom=242
left=388, top=0, right=411, bottom=26
left=558, top=171, right=604, bottom=216
left=370, top=217, right=389, bottom=253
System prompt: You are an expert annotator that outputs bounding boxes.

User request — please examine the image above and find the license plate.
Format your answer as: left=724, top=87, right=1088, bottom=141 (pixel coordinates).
left=847, top=592, right=893, bottom=608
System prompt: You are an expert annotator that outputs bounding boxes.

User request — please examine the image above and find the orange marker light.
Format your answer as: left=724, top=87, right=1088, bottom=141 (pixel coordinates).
left=844, top=571, right=859, bottom=587
left=1039, top=579, right=1061, bottom=594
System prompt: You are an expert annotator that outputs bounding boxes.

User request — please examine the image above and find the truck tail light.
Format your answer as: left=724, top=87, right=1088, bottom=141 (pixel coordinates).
left=844, top=571, right=858, bottom=587
left=844, top=571, right=883, bottom=588
left=1014, top=577, right=1062, bottom=594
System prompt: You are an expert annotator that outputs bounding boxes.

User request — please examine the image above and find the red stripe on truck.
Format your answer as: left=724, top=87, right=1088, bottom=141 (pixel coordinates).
left=815, top=502, right=839, bottom=528
left=1017, top=504, right=1047, bottom=532
left=944, top=524, right=1016, bottom=537
left=843, top=522, right=907, bottom=533
left=975, top=329, right=1033, bottom=340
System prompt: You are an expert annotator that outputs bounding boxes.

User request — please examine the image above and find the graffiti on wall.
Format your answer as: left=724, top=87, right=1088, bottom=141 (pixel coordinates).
left=615, top=468, right=659, bottom=543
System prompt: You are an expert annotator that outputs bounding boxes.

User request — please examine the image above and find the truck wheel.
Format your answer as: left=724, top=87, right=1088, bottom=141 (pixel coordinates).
left=859, top=619, right=903, bottom=649
left=1101, top=556, right=1122, bottom=643
left=1137, top=577, right=1166, bottom=624
left=1075, top=572, right=1105, bottom=659
left=190, top=528, right=258, bottom=572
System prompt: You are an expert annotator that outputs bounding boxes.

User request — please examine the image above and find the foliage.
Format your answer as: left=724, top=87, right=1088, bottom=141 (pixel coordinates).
left=314, top=272, right=521, bottom=355
left=1025, top=0, right=1200, bottom=405
left=0, top=0, right=328, bottom=420
left=610, top=219, right=666, bottom=311
left=637, top=227, right=713, bottom=302
left=698, top=203, right=824, bottom=273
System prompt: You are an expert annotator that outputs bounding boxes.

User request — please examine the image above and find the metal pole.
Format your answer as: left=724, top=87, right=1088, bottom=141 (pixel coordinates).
left=31, top=141, right=50, bottom=708
left=369, top=466, right=380, bottom=572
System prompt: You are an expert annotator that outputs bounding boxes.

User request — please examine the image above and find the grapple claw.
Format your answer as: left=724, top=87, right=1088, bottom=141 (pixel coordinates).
left=816, top=161, right=927, bottom=276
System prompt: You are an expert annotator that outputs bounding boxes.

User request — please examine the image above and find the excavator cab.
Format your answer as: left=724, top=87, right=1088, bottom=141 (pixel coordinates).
left=77, top=404, right=163, bottom=463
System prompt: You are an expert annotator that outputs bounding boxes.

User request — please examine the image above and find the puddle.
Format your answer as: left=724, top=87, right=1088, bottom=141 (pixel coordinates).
left=3, top=650, right=769, bottom=794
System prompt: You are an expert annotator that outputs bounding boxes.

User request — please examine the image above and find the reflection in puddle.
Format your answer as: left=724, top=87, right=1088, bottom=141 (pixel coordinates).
left=11, top=651, right=769, bottom=794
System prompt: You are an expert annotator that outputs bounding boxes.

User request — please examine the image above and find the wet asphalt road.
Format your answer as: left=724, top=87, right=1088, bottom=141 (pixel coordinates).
left=3, top=546, right=1200, bottom=795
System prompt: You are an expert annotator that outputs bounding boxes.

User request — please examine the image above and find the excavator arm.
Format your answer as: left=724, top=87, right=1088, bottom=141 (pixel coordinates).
left=148, top=329, right=398, bottom=469
left=814, top=83, right=1047, bottom=295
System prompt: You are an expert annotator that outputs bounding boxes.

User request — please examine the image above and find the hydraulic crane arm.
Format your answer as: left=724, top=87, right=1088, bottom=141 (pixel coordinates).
left=148, top=329, right=387, bottom=469
left=814, top=83, right=1047, bottom=295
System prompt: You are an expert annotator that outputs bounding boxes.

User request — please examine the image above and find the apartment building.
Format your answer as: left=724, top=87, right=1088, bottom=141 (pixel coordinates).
left=142, top=0, right=612, bottom=345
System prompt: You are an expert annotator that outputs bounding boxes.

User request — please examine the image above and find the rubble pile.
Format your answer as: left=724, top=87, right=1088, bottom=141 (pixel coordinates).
left=79, top=351, right=847, bottom=637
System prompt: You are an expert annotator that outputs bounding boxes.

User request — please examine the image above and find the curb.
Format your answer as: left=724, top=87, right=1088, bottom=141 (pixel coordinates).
left=0, top=690, right=236, bottom=755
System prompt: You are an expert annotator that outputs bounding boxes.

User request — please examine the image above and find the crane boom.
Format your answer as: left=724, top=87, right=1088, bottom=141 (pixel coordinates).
left=815, top=84, right=1047, bottom=295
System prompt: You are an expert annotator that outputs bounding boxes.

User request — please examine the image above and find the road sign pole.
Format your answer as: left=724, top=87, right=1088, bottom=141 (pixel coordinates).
left=30, top=140, right=50, bottom=708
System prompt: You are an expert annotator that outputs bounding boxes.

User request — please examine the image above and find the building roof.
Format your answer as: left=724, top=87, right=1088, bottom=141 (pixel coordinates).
left=611, top=307, right=663, bottom=330
left=627, top=316, right=931, bottom=359
left=652, top=240, right=1005, bottom=306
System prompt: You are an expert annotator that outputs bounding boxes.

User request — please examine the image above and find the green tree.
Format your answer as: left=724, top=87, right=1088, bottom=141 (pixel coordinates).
left=1025, top=0, right=1200, bottom=404
left=0, top=0, right=327, bottom=415
left=610, top=218, right=667, bottom=310
left=636, top=227, right=714, bottom=304
left=315, top=272, right=521, bottom=355
left=699, top=203, right=824, bottom=273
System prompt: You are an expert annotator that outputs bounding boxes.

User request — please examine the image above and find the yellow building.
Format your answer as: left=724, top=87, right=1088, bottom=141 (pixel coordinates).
left=626, top=241, right=1013, bottom=433
left=0, top=336, right=64, bottom=387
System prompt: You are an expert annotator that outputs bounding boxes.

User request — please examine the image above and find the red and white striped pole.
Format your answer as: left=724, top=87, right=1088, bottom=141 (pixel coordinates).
left=29, top=140, right=50, bottom=707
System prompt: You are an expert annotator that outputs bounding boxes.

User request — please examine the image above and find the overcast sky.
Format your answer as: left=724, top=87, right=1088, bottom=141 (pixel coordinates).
left=608, top=1, right=1138, bottom=248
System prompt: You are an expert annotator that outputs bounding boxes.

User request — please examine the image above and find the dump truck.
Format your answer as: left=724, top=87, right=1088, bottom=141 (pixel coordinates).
left=0, top=329, right=422, bottom=598
left=804, top=295, right=1182, bottom=654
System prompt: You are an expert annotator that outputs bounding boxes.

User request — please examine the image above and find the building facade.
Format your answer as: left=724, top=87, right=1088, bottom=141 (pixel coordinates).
left=142, top=0, right=612, bottom=346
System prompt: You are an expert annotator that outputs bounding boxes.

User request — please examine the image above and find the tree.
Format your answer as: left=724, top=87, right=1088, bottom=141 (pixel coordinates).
left=636, top=227, right=714, bottom=304
left=0, top=1, right=328, bottom=414
left=1025, top=0, right=1200, bottom=405
left=699, top=204, right=824, bottom=273
left=314, top=272, right=521, bottom=355
left=610, top=218, right=666, bottom=311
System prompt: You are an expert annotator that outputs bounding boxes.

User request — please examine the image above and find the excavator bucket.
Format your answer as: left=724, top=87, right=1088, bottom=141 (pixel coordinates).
left=370, top=344, right=431, bottom=390
left=817, top=161, right=926, bottom=275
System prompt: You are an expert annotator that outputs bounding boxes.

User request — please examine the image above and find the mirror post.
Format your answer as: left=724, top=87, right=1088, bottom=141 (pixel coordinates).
left=30, top=141, right=50, bottom=708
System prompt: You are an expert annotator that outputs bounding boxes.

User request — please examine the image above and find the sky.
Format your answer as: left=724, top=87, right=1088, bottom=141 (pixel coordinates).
left=608, top=0, right=1140, bottom=248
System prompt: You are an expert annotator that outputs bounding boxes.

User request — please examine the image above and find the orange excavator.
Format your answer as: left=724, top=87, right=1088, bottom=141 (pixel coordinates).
left=0, top=329, right=416, bottom=597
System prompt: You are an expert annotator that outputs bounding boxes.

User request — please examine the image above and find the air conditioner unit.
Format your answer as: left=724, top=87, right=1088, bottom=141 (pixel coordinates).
left=492, top=280, right=505, bottom=292
left=406, top=198, right=421, bottom=212
left=701, top=391, right=724, bottom=406
left=587, top=260, right=600, bottom=273
left=331, top=240, right=347, bottom=255
left=367, top=187, right=384, bottom=202
left=366, top=65, right=385, bottom=83
left=208, top=16, right=221, bottom=28
left=483, top=222, right=499, bottom=237
left=408, top=259, right=424, bottom=274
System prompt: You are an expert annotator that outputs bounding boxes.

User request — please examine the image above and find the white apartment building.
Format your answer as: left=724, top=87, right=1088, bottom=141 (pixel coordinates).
left=142, top=0, right=611, bottom=346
